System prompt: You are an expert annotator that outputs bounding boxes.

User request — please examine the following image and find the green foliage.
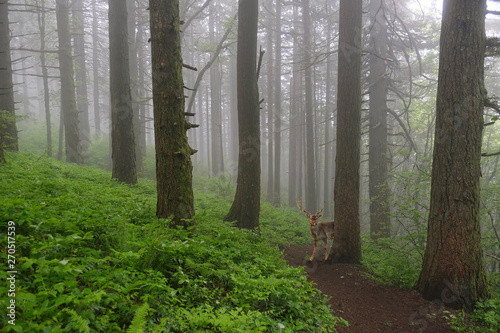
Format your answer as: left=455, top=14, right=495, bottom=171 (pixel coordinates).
left=0, top=152, right=342, bottom=332
left=443, top=292, right=500, bottom=333
left=361, top=236, right=422, bottom=289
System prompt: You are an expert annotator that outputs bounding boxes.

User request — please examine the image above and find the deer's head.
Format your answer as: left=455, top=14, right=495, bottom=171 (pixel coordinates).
left=298, top=198, right=325, bottom=226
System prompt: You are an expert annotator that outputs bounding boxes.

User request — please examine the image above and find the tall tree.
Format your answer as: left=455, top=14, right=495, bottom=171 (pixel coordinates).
left=150, top=0, right=196, bottom=226
left=302, top=0, right=317, bottom=211
left=332, top=0, right=362, bottom=264
left=288, top=2, right=301, bottom=208
left=109, top=0, right=137, bottom=184
left=416, top=0, right=490, bottom=311
left=209, top=0, right=224, bottom=176
left=0, top=0, right=18, bottom=152
left=56, top=0, right=82, bottom=164
left=92, top=0, right=101, bottom=137
left=265, top=8, right=274, bottom=203
left=36, top=0, right=52, bottom=156
left=323, top=1, right=335, bottom=218
left=224, top=0, right=260, bottom=230
left=73, top=0, right=91, bottom=151
left=273, top=0, right=282, bottom=207
left=127, top=0, right=143, bottom=173
left=368, top=0, right=391, bottom=239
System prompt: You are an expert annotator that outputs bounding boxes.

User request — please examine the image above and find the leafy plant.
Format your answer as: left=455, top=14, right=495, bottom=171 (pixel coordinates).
left=0, top=152, right=342, bottom=332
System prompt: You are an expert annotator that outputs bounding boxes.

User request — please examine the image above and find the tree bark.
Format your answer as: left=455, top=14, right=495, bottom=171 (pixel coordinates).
left=416, top=0, right=490, bottom=311
left=92, top=0, right=101, bottom=137
left=127, top=0, right=144, bottom=173
left=36, top=0, right=52, bottom=156
left=56, top=0, right=82, bottom=164
left=273, top=0, right=282, bottom=207
left=224, top=0, right=260, bottom=230
left=0, top=0, right=18, bottom=152
left=323, top=0, right=334, bottom=218
left=73, top=0, right=91, bottom=152
left=150, top=0, right=195, bottom=226
left=332, top=0, right=363, bottom=264
left=209, top=1, right=224, bottom=176
left=109, top=0, right=137, bottom=184
left=302, top=0, right=317, bottom=211
left=266, top=12, right=274, bottom=203
left=368, top=0, right=391, bottom=239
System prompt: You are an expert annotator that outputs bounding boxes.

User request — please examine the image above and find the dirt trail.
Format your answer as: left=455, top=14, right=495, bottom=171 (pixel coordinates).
left=284, top=245, right=455, bottom=333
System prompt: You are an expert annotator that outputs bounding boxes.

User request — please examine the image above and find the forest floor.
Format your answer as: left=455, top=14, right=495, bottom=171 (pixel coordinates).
left=284, top=245, right=456, bottom=333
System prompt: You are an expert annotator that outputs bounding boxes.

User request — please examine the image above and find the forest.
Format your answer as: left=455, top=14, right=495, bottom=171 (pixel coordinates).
left=1, top=0, right=500, bottom=332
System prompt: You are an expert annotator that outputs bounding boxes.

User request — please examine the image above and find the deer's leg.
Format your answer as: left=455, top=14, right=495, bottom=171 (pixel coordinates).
left=310, top=240, right=318, bottom=261
left=323, top=240, right=328, bottom=261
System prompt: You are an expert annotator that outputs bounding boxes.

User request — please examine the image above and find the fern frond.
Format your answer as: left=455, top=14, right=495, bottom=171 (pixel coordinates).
left=126, top=303, right=150, bottom=333
left=152, top=317, right=170, bottom=333
left=63, top=308, right=91, bottom=333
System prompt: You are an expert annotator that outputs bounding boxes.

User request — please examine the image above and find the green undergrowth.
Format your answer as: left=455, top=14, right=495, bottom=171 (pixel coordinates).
left=0, top=152, right=344, bottom=332
left=361, top=235, right=423, bottom=290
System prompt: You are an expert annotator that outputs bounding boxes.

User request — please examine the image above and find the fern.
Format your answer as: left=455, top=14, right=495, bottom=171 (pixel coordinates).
left=63, top=308, right=91, bottom=333
left=152, top=317, right=170, bottom=333
left=127, top=303, right=149, bottom=333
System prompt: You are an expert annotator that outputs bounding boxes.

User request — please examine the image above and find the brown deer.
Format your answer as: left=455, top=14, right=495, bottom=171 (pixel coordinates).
left=298, top=198, right=335, bottom=261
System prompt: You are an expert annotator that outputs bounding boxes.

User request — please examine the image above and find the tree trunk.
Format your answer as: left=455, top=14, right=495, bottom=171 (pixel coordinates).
left=266, top=12, right=274, bottom=203
left=56, top=0, right=82, bottom=164
left=416, top=0, right=490, bottom=311
left=109, top=0, right=137, bottom=184
left=323, top=0, right=334, bottom=218
left=229, top=48, right=238, bottom=174
left=302, top=0, right=317, bottom=211
left=288, top=2, right=301, bottom=208
left=209, top=1, right=224, bottom=177
left=127, top=0, right=143, bottom=173
left=136, top=17, right=147, bottom=165
left=368, top=0, right=391, bottom=239
left=92, top=0, right=101, bottom=137
left=224, top=0, right=260, bottom=230
left=37, top=0, right=52, bottom=156
left=0, top=0, right=18, bottom=152
left=150, top=0, right=195, bottom=226
left=273, top=0, right=282, bottom=207
left=73, top=0, right=91, bottom=152
left=332, top=0, right=362, bottom=264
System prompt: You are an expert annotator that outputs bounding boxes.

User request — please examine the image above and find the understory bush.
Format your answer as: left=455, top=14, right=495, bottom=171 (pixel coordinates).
left=0, top=153, right=342, bottom=332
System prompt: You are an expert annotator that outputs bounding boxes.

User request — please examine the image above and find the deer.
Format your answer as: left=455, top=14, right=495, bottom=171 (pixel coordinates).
left=298, top=198, right=335, bottom=262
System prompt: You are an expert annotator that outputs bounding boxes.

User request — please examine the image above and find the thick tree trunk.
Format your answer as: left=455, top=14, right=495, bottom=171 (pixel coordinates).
left=109, top=0, right=137, bottom=184
left=224, top=0, right=260, bottom=230
left=332, top=0, right=362, bottom=264
left=56, top=0, right=82, bottom=164
left=0, top=0, right=18, bottom=152
left=150, top=0, right=195, bottom=226
left=368, top=0, right=391, bottom=239
left=416, top=0, right=490, bottom=311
